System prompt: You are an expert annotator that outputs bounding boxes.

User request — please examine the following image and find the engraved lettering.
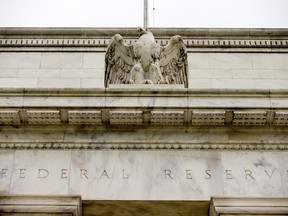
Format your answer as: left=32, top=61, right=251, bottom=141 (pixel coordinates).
left=186, top=169, right=193, bottom=179
left=38, top=169, right=49, bottom=178
left=100, top=170, right=110, bottom=179
left=265, top=169, right=275, bottom=179
left=122, top=169, right=129, bottom=179
left=80, top=169, right=89, bottom=179
left=61, top=169, right=68, bottom=179
left=245, top=170, right=255, bottom=180
left=19, top=169, right=26, bottom=178
left=1, top=169, right=8, bottom=178
left=205, top=169, right=211, bottom=179
left=225, top=170, right=233, bottom=179
left=164, top=169, right=173, bottom=179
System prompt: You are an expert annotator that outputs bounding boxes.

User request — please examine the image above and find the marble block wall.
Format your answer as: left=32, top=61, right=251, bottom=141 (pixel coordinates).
left=0, top=150, right=287, bottom=200
left=0, top=52, right=287, bottom=89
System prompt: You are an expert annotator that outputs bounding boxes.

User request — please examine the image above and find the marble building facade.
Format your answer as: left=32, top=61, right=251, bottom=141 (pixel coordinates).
left=0, top=27, right=288, bottom=215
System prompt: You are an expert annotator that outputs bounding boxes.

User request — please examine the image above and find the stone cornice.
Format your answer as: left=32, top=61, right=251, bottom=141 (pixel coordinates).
left=0, top=88, right=287, bottom=127
left=1, top=27, right=288, bottom=37
left=1, top=27, right=288, bottom=52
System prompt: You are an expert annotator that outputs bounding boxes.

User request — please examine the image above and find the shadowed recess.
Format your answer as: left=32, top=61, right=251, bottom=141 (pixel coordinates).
left=83, top=200, right=209, bottom=216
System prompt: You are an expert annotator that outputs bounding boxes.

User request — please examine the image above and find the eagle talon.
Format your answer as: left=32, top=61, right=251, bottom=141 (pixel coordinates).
left=128, top=79, right=135, bottom=84
left=142, top=79, right=154, bottom=84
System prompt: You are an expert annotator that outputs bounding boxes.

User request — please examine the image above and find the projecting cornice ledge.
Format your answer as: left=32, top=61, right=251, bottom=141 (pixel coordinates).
left=0, top=88, right=287, bottom=127
left=1, top=27, right=288, bottom=52
left=210, top=197, right=288, bottom=216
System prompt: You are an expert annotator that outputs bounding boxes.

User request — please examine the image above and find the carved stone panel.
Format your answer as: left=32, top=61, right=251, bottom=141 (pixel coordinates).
left=192, top=111, right=225, bottom=126
left=68, top=110, right=102, bottom=125
left=109, top=110, right=143, bottom=125
left=274, top=111, right=288, bottom=126
left=232, top=111, right=267, bottom=126
left=151, top=110, right=184, bottom=125
left=27, top=110, right=61, bottom=124
left=0, top=110, right=20, bottom=125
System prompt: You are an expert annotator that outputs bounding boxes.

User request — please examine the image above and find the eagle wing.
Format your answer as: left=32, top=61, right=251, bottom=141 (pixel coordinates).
left=159, top=35, right=188, bottom=88
left=105, top=34, right=134, bottom=87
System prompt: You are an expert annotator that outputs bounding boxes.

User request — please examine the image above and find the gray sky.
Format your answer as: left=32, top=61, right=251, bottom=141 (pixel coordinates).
left=0, top=0, right=288, bottom=28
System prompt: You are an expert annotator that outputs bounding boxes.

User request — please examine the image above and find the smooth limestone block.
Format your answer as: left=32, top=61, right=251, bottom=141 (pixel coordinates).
left=189, top=69, right=233, bottom=79
left=275, top=70, right=288, bottom=78
left=188, top=79, right=212, bottom=89
left=252, top=53, right=288, bottom=69
left=0, top=69, right=18, bottom=78
left=221, top=152, right=283, bottom=197
left=83, top=53, right=105, bottom=69
left=211, top=79, right=255, bottom=89
left=18, top=69, right=61, bottom=78
left=41, top=53, right=83, bottom=69
left=254, top=79, right=288, bottom=89
left=81, top=78, right=104, bottom=88
left=210, top=53, right=253, bottom=69
left=188, top=53, right=210, bottom=69
left=0, top=52, right=41, bottom=69
left=278, top=152, right=288, bottom=196
left=61, top=68, right=104, bottom=78
left=0, top=78, right=38, bottom=88
left=232, top=69, right=276, bottom=79
left=38, top=78, right=81, bottom=88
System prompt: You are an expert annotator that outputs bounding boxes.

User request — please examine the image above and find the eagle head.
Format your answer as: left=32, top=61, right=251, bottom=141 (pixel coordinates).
left=113, top=34, right=124, bottom=44
left=137, top=26, right=148, bottom=36
left=171, top=35, right=183, bottom=44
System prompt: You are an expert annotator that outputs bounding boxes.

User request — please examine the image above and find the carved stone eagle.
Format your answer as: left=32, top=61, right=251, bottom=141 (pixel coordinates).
left=105, top=27, right=188, bottom=88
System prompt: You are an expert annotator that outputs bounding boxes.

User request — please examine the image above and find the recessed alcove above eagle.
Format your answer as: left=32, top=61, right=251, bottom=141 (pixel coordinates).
left=105, top=27, right=188, bottom=88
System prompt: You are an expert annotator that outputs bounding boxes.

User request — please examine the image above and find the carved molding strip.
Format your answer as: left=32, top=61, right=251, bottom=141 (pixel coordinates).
left=0, top=140, right=287, bottom=151
left=1, top=38, right=288, bottom=52
left=1, top=109, right=288, bottom=126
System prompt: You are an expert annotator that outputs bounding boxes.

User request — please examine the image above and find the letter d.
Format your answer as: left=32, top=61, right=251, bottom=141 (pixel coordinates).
left=38, top=169, right=49, bottom=178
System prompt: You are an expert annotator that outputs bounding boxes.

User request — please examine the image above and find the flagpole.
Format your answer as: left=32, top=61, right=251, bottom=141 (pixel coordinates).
left=144, top=0, right=148, bottom=28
